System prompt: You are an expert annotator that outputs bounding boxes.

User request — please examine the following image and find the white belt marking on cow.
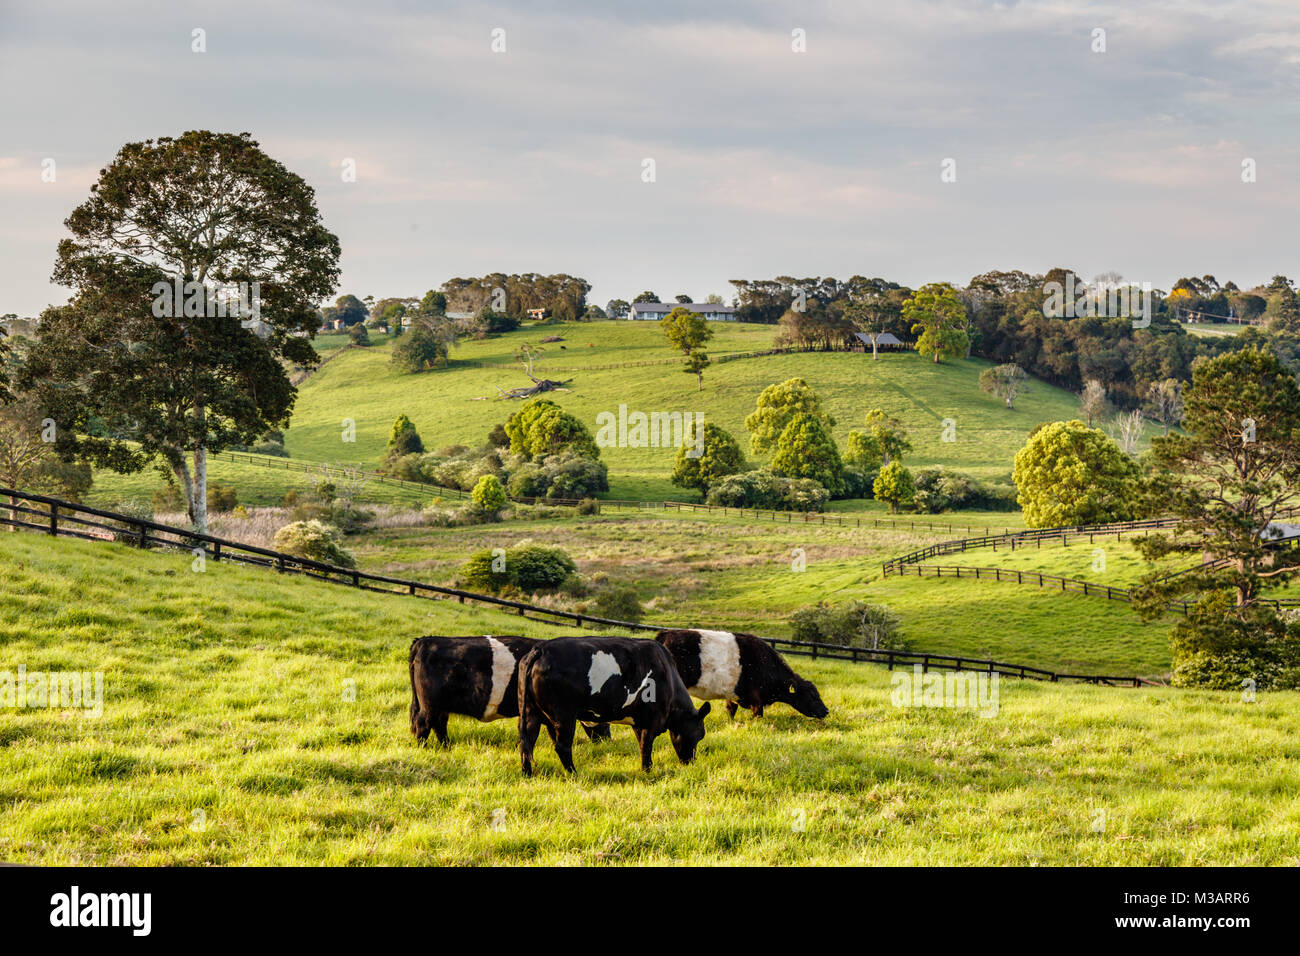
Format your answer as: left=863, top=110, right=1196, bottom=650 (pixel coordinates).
left=690, top=629, right=742, bottom=701
left=483, top=637, right=516, bottom=721
left=588, top=651, right=621, bottom=697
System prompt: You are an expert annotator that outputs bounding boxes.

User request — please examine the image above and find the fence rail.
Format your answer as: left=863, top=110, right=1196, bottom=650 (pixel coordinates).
left=882, top=517, right=1185, bottom=575
left=0, top=486, right=1145, bottom=686
left=888, top=562, right=1300, bottom=612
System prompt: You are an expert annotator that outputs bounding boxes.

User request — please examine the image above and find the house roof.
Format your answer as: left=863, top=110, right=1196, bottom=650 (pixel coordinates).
left=629, top=302, right=735, bottom=313
left=854, top=331, right=903, bottom=345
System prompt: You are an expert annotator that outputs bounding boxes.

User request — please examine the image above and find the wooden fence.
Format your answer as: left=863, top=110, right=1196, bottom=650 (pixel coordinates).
left=0, top=486, right=1145, bottom=686
left=888, top=562, right=1300, bottom=613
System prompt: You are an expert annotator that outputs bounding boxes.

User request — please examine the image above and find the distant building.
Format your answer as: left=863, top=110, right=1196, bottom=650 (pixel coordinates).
left=852, top=331, right=906, bottom=352
left=628, top=301, right=737, bottom=321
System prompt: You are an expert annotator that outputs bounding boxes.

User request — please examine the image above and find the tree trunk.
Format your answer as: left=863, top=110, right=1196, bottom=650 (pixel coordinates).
left=697, top=371, right=703, bottom=391
left=193, top=444, right=208, bottom=534
left=872, top=342, right=878, bottom=360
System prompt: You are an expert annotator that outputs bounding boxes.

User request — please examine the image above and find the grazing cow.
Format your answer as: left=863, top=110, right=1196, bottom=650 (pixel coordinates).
left=655, top=628, right=829, bottom=720
left=517, top=636, right=710, bottom=775
left=409, top=635, right=610, bottom=746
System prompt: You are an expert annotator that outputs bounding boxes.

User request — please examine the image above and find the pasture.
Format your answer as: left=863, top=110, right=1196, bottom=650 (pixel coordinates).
left=86, top=319, right=1162, bottom=506
left=3, top=532, right=1297, bottom=866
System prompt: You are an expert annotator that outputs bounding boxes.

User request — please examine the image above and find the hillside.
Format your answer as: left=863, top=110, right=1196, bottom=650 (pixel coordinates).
left=2, top=531, right=1298, bottom=865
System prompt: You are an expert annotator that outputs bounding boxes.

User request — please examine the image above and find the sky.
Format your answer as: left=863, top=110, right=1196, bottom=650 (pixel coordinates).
left=1, top=0, right=1298, bottom=317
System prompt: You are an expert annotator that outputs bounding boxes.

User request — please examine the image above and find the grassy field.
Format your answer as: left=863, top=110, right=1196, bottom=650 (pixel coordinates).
left=87, top=319, right=1163, bottom=506
left=347, top=508, right=1173, bottom=677
left=273, top=321, right=1162, bottom=497
left=2, top=531, right=1297, bottom=865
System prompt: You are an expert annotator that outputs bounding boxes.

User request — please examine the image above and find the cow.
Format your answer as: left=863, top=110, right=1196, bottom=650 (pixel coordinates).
left=516, top=636, right=710, bottom=776
left=409, top=635, right=610, bottom=747
left=654, top=628, right=829, bottom=720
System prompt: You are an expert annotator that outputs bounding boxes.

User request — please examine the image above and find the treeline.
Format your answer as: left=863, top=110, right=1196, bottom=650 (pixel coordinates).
left=724, top=269, right=1300, bottom=407
left=441, top=273, right=592, bottom=322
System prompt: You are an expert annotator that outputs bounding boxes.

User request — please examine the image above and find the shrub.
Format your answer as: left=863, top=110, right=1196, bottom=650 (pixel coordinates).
left=105, top=500, right=155, bottom=544
left=540, top=453, right=609, bottom=499
left=347, top=324, right=370, bottom=346
left=575, top=497, right=600, bottom=515
left=387, top=414, right=425, bottom=458
left=461, top=548, right=512, bottom=591
left=507, top=544, right=577, bottom=593
left=591, top=585, right=644, bottom=623
left=705, top=470, right=828, bottom=512
left=272, top=520, right=356, bottom=568
left=471, top=474, right=508, bottom=515
left=462, top=543, right=576, bottom=594
left=789, top=600, right=905, bottom=650
left=151, top=484, right=184, bottom=513
left=206, top=482, right=239, bottom=514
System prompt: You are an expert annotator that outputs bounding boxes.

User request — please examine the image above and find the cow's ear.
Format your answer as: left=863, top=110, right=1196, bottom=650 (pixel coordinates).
left=697, top=702, right=711, bottom=718
left=789, top=682, right=797, bottom=695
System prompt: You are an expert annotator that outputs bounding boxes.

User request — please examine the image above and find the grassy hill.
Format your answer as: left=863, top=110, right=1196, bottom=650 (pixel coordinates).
left=2, top=531, right=1298, bottom=865
left=279, top=321, right=1148, bottom=499
left=88, top=319, right=1162, bottom=506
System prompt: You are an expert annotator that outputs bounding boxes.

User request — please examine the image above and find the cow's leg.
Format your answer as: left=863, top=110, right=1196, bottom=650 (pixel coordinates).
left=519, top=711, right=542, bottom=777
left=636, top=727, right=655, bottom=772
left=581, top=722, right=611, bottom=741
left=724, top=701, right=738, bottom=720
left=750, top=704, right=764, bottom=718
left=431, top=712, right=450, bottom=747
left=554, top=720, right=578, bottom=774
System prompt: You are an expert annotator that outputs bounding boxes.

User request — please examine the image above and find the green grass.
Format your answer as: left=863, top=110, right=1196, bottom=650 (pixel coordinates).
left=90, top=319, right=1151, bottom=507
left=349, top=508, right=1173, bottom=677
left=2, top=531, right=1298, bottom=865
left=275, top=321, right=1164, bottom=494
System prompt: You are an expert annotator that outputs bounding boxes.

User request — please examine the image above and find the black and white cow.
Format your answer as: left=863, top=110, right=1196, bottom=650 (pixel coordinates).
left=516, top=636, right=710, bottom=775
left=655, top=629, right=829, bottom=720
left=409, top=635, right=610, bottom=746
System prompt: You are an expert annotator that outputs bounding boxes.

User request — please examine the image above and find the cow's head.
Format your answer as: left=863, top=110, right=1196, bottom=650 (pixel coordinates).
left=787, top=676, right=829, bottom=719
left=670, top=702, right=710, bottom=764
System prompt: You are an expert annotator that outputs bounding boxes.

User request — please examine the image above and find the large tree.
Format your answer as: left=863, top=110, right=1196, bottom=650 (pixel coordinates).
left=744, top=377, right=835, bottom=455
left=670, top=421, right=744, bottom=497
left=903, top=282, right=968, bottom=363
left=979, top=363, right=1030, bottom=409
left=845, top=408, right=911, bottom=469
left=21, top=131, right=340, bottom=532
left=1012, top=420, right=1140, bottom=527
left=1132, top=349, right=1300, bottom=687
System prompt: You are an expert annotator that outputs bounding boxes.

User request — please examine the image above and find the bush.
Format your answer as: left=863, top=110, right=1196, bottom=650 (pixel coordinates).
left=471, top=474, right=508, bottom=516
left=840, top=466, right=877, bottom=500
left=105, top=500, right=155, bottom=544
left=705, top=470, right=828, bottom=512
left=251, top=440, right=289, bottom=457
left=508, top=544, right=578, bottom=593
left=206, top=482, right=239, bottom=514
left=591, top=585, right=644, bottom=623
left=789, top=600, right=905, bottom=650
left=541, top=453, right=609, bottom=499
left=575, top=498, right=600, bottom=515
left=151, top=484, right=184, bottom=513
left=273, top=520, right=356, bottom=568
left=347, top=324, right=370, bottom=346
left=461, top=543, right=577, bottom=594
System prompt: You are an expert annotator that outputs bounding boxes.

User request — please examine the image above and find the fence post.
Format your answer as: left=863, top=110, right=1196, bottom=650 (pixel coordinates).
left=137, top=521, right=147, bottom=549
left=48, top=504, right=57, bottom=537
left=213, top=542, right=222, bottom=563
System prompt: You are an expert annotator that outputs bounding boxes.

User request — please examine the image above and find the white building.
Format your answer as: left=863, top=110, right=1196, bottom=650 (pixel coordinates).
left=628, top=301, right=737, bottom=321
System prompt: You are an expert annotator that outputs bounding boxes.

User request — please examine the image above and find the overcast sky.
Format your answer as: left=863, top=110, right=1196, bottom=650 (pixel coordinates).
left=2, top=0, right=1298, bottom=317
